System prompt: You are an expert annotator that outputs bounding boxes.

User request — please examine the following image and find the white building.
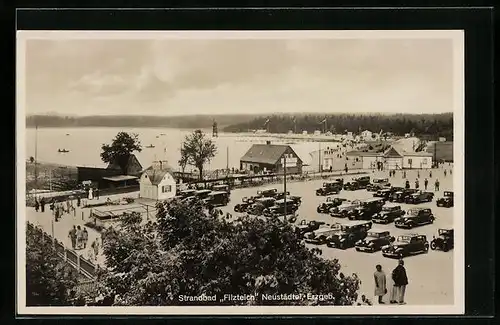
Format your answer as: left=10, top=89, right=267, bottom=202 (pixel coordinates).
left=346, top=146, right=433, bottom=170
left=360, top=130, right=373, bottom=140
left=402, top=151, right=433, bottom=169
left=313, top=130, right=321, bottom=136
left=139, top=160, right=177, bottom=201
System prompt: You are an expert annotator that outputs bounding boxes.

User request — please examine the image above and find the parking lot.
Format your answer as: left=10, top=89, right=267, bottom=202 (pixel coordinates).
left=220, top=167, right=455, bottom=305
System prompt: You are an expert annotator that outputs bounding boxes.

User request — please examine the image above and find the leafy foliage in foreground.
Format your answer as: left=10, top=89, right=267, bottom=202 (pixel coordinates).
left=26, top=226, right=79, bottom=306
left=100, top=200, right=360, bottom=306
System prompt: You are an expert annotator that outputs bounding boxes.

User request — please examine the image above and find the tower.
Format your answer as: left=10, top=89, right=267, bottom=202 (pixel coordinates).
left=212, top=120, right=218, bottom=137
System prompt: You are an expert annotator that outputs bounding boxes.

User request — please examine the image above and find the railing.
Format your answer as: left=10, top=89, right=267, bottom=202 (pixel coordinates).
left=26, top=222, right=98, bottom=280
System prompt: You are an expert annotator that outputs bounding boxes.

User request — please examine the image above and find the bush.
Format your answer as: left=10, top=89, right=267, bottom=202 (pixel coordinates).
left=84, top=221, right=105, bottom=233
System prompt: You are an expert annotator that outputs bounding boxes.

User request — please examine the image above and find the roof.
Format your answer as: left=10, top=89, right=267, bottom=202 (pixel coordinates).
left=107, top=154, right=143, bottom=173
left=346, top=151, right=383, bottom=157
left=240, top=144, right=300, bottom=165
left=142, top=165, right=175, bottom=186
left=402, top=151, right=433, bottom=157
left=384, top=146, right=404, bottom=158
left=102, top=175, right=138, bottom=182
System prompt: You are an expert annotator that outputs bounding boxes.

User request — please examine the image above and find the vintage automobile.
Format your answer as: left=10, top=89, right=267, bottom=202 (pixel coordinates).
left=304, top=225, right=341, bottom=245
left=203, top=191, right=230, bottom=207
left=430, top=228, right=454, bottom=252
left=343, top=176, right=371, bottom=191
left=366, top=178, right=391, bottom=192
left=262, top=199, right=299, bottom=219
left=382, top=234, right=429, bottom=258
left=316, top=179, right=344, bottom=196
left=330, top=199, right=363, bottom=218
left=273, top=191, right=290, bottom=200
left=247, top=197, right=276, bottom=216
left=348, top=198, right=385, bottom=220
left=394, top=208, right=435, bottom=229
left=256, top=188, right=278, bottom=198
left=436, top=191, right=454, bottom=208
left=372, top=204, right=406, bottom=224
left=372, top=188, right=393, bottom=200
left=405, top=191, right=435, bottom=204
left=325, top=220, right=373, bottom=249
left=194, top=189, right=212, bottom=200
left=234, top=196, right=257, bottom=213
left=295, top=220, right=326, bottom=238
left=389, top=188, right=418, bottom=203
left=273, top=192, right=302, bottom=206
left=212, top=184, right=230, bottom=194
left=174, top=189, right=197, bottom=200
left=355, top=229, right=395, bottom=252
left=316, top=197, right=348, bottom=214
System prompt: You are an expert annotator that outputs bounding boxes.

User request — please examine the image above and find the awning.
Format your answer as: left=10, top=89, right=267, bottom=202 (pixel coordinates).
left=102, top=175, right=138, bottom=182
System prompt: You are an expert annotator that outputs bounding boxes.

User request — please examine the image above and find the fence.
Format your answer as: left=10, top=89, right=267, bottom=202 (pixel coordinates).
left=90, top=202, right=158, bottom=224
left=26, top=221, right=98, bottom=280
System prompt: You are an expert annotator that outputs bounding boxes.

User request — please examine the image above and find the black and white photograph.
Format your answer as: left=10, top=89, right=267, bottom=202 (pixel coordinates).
left=16, top=30, right=464, bottom=315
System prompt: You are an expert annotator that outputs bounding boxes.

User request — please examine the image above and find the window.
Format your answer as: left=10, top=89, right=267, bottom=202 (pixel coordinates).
left=162, top=185, right=172, bottom=193
left=408, top=158, right=413, bottom=165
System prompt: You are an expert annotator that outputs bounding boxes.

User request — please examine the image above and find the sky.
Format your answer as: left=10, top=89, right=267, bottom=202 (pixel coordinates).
left=23, top=36, right=455, bottom=116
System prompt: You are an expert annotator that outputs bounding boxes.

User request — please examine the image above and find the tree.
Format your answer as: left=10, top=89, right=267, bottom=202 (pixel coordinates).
left=25, top=226, right=79, bottom=306
left=179, top=130, right=217, bottom=180
left=100, top=132, right=142, bottom=174
left=98, top=199, right=361, bottom=306
left=178, top=147, right=189, bottom=175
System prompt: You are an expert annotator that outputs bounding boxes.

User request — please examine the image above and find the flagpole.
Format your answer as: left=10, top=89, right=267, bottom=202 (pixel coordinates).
left=283, top=155, right=287, bottom=223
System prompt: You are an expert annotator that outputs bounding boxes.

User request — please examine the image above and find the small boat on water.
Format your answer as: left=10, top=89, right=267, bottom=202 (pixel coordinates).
left=58, top=149, right=70, bottom=153
left=160, top=133, right=166, bottom=136
left=66, top=133, right=70, bottom=136
left=146, top=144, right=155, bottom=148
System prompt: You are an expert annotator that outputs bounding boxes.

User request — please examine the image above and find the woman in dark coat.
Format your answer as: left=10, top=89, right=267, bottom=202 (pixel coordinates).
left=391, top=259, right=408, bottom=304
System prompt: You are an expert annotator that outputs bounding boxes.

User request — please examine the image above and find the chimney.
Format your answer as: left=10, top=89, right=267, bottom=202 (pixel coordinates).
left=266, top=140, right=271, bottom=145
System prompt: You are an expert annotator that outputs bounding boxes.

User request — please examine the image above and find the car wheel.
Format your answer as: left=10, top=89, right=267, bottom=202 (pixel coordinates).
left=408, top=222, right=415, bottom=229
left=234, top=206, right=239, bottom=212
left=430, top=241, right=437, bottom=250
left=316, top=207, right=321, bottom=213
left=289, top=216, right=297, bottom=223
left=442, top=244, right=449, bottom=252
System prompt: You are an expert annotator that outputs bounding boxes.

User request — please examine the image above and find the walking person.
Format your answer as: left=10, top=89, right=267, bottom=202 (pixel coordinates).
left=40, top=198, right=45, bottom=213
left=403, top=170, right=406, bottom=179
left=374, top=265, right=387, bottom=304
left=91, top=238, right=100, bottom=262
left=429, top=170, right=432, bottom=178
left=82, top=227, right=89, bottom=249
left=405, top=180, right=410, bottom=189
left=76, top=225, right=83, bottom=250
left=417, top=170, right=420, bottom=178
left=77, top=196, right=81, bottom=207
left=424, top=178, right=429, bottom=190
left=391, top=259, right=408, bottom=305
left=34, top=198, right=39, bottom=212
left=95, top=188, right=100, bottom=200
left=415, top=179, right=419, bottom=189
left=435, top=179, right=440, bottom=191
left=444, top=169, right=447, bottom=177
left=68, top=226, right=77, bottom=250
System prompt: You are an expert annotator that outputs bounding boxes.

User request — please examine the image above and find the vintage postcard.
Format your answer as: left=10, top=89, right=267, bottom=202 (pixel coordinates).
left=16, top=30, right=464, bottom=315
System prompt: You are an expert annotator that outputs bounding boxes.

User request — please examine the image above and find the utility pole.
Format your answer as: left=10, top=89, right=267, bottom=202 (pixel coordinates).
left=283, top=155, right=287, bottom=223
left=226, top=146, right=229, bottom=172
left=319, top=142, right=322, bottom=175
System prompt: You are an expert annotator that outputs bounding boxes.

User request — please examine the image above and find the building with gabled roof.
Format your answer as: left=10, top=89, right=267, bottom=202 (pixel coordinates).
left=240, top=141, right=303, bottom=174
left=139, top=160, right=177, bottom=201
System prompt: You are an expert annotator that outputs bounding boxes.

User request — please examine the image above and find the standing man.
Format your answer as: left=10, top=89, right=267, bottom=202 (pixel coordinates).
left=444, top=170, right=447, bottom=177
left=435, top=179, right=440, bottom=191
left=405, top=180, right=410, bottom=189
left=424, top=178, right=429, bottom=190
left=82, top=227, right=89, bottom=249
left=374, top=264, right=387, bottom=304
left=68, top=226, right=77, bottom=250
left=391, top=259, right=408, bottom=305
left=40, top=197, right=45, bottom=213
left=429, top=170, right=433, bottom=178
left=34, top=198, right=39, bottom=212
left=415, top=179, right=419, bottom=189
left=403, top=170, right=406, bottom=179
left=95, top=188, right=100, bottom=200
left=417, top=170, right=420, bottom=178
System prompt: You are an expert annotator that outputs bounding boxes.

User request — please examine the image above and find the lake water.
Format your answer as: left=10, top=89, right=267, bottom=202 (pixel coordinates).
left=25, top=127, right=343, bottom=172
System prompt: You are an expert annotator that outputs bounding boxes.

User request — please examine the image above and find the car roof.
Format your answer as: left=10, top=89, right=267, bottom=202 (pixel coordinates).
left=341, top=220, right=372, bottom=226
left=364, top=198, right=384, bottom=202
left=256, top=197, right=275, bottom=202
left=195, top=189, right=212, bottom=193
left=208, top=191, right=227, bottom=196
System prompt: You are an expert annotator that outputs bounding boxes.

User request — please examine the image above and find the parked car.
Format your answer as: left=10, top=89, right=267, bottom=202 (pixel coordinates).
left=430, top=228, right=454, bottom=252
left=304, top=225, right=341, bottom=245
left=330, top=200, right=363, bottom=218
left=295, top=220, right=326, bottom=238
left=212, top=184, right=230, bottom=194
left=194, top=189, right=212, bottom=200
left=247, top=197, right=276, bottom=216
left=234, top=196, right=256, bottom=213
left=325, top=220, right=373, bottom=249
left=175, top=189, right=197, bottom=200
left=273, top=191, right=290, bottom=200
left=405, top=191, right=435, bottom=204
left=203, top=191, right=230, bottom=207
left=355, top=229, right=395, bottom=252
left=316, top=197, right=348, bottom=214
left=389, top=188, right=418, bottom=203
left=316, top=180, right=343, bottom=196
left=348, top=198, right=385, bottom=220
left=366, top=178, right=391, bottom=192
left=382, top=234, right=429, bottom=258
left=436, top=191, right=454, bottom=208
left=343, top=176, right=371, bottom=191
left=372, top=204, right=405, bottom=224
left=372, top=188, right=392, bottom=200
left=394, top=208, right=435, bottom=229
left=263, top=199, right=299, bottom=219
left=256, top=188, right=278, bottom=198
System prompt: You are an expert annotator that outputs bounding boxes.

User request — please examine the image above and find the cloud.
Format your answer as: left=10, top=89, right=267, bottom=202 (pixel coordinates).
left=23, top=37, right=454, bottom=116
